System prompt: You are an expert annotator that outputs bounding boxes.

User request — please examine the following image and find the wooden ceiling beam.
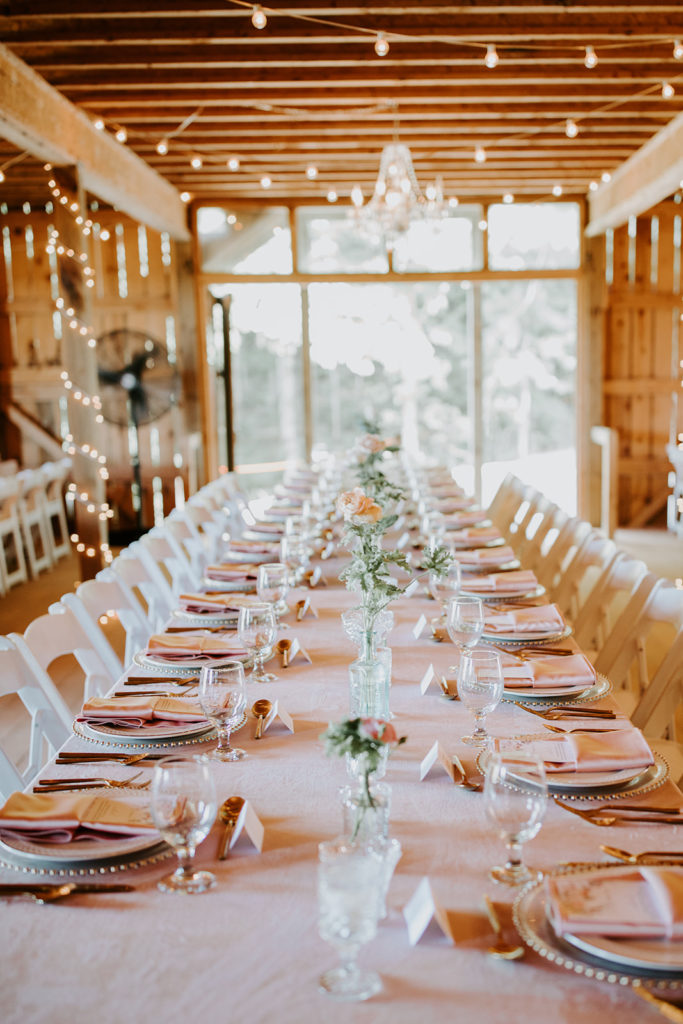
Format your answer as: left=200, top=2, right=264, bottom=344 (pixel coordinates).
left=0, top=44, right=189, bottom=238
left=586, top=109, right=683, bottom=234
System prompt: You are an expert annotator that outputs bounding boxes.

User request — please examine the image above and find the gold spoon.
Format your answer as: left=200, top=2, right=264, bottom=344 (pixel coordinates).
left=600, top=844, right=683, bottom=865
left=217, top=796, right=245, bottom=860
left=452, top=753, right=481, bottom=792
left=252, top=698, right=272, bottom=740
left=483, top=896, right=525, bottom=960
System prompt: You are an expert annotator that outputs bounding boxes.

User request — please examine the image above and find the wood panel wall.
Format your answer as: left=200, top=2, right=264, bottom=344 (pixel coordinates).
left=601, top=198, right=683, bottom=527
left=0, top=206, right=200, bottom=532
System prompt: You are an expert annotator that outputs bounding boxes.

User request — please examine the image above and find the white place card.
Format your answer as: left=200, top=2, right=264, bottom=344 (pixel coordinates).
left=403, top=579, right=420, bottom=599
left=295, top=597, right=318, bottom=621
left=280, top=637, right=312, bottom=668
left=403, top=877, right=455, bottom=946
left=305, top=567, right=327, bottom=588
left=320, top=542, right=335, bottom=560
left=420, top=741, right=457, bottom=783
left=230, top=800, right=265, bottom=853
left=395, top=531, right=411, bottom=550
left=412, top=613, right=428, bottom=639
left=420, top=663, right=436, bottom=695
left=263, top=699, right=295, bottom=735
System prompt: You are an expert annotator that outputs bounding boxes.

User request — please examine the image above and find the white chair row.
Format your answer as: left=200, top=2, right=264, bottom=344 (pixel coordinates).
left=0, top=458, right=72, bottom=591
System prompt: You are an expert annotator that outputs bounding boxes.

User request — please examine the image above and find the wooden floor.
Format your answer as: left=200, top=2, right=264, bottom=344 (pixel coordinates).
left=0, top=528, right=681, bottom=778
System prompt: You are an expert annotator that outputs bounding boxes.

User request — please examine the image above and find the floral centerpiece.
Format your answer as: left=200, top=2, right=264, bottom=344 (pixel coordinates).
left=353, top=433, right=404, bottom=506
left=322, top=717, right=406, bottom=839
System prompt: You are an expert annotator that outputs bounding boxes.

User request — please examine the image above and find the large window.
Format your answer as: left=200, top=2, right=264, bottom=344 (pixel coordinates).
left=197, top=202, right=580, bottom=510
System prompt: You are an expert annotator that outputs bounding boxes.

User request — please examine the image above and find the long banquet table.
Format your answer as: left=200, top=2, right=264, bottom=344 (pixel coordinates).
left=2, top=556, right=682, bottom=1024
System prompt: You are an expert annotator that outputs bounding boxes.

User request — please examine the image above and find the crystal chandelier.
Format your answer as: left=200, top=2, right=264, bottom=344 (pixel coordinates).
left=353, top=144, right=447, bottom=248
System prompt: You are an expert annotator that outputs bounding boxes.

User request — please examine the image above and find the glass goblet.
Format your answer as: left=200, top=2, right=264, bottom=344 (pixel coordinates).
left=257, top=561, right=290, bottom=617
left=484, top=749, right=547, bottom=886
left=428, top=561, right=461, bottom=611
left=457, top=649, right=503, bottom=746
left=317, top=838, right=383, bottom=1001
left=198, top=661, right=247, bottom=762
left=446, top=595, right=484, bottom=651
left=238, top=602, right=277, bottom=683
left=150, top=755, right=217, bottom=895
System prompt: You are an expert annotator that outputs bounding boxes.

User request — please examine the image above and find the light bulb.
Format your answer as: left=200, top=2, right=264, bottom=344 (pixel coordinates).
left=584, top=45, right=598, bottom=69
left=351, top=184, right=364, bottom=208
left=448, top=196, right=459, bottom=208
left=326, top=190, right=338, bottom=203
left=94, top=118, right=104, bottom=131
left=251, top=5, right=267, bottom=29
left=156, top=138, right=169, bottom=155
left=115, top=127, right=127, bottom=143
left=565, top=118, right=579, bottom=138
left=227, top=156, right=240, bottom=171
left=260, top=174, right=272, bottom=189
left=478, top=219, right=488, bottom=231
left=484, top=44, right=499, bottom=68
left=503, top=193, right=514, bottom=204
left=306, top=164, right=318, bottom=179
left=180, top=191, right=191, bottom=202
left=0, top=170, right=5, bottom=184
left=674, top=39, right=683, bottom=60
left=662, top=81, right=675, bottom=98
left=552, top=184, right=563, bottom=197
left=374, top=32, right=389, bottom=57
left=190, top=153, right=202, bottom=168
left=474, top=146, right=486, bottom=163
left=588, top=180, right=598, bottom=191
left=601, top=171, right=611, bottom=183
left=99, top=229, right=110, bottom=241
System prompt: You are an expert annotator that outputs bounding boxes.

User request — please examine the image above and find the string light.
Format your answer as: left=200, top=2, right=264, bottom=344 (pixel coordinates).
left=190, top=153, right=203, bottom=169
left=552, top=184, right=563, bottom=196
left=662, top=81, right=675, bottom=98
left=327, top=190, right=338, bottom=203
left=374, top=32, right=389, bottom=57
left=675, top=40, right=683, bottom=60
left=227, top=156, right=240, bottom=171
left=503, top=193, right=514, bottom=204
left=351, top=185, right=364, bottom=208
left=251, top=4, right=267, bottom=29
left=306, top=164, right=318, bottom=179
left=448, top=197, right=459, bottom=208
left=156, top=138, right=169, bottom=155
left=180, top=191, right=192, bottom=202
left=484, top=44, right=499, bottom=69
left=589, top=180, right=598, bottom=191
left=565, top=118, right=579, bottom=138
left=115, top=127, right=127, bottom=144
left=260, top=174, right=272, bottom=189
left=474, top=146, right=486, bottom=163
left=584, top=45, right=598, bottom=69
left=93, top=118, right=105, bottom=131
left=0, top=171, right=5, bottom=184
left=601, top=171, right=611, bottom=182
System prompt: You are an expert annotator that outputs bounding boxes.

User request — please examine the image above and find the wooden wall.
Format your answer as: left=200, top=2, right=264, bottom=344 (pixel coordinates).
left=0, top=206, right=201, bottom=532
left=600, top=198, right=683, bottom=527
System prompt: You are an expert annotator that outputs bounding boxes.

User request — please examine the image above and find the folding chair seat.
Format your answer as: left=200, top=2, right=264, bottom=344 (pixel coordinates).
left=0, top=635, right=72, bottom=798
left=0, top=477, right=28, bottom=591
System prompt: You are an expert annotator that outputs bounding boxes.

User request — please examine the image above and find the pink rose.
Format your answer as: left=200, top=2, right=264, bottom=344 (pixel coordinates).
left=356, top=433, right=388, bottom=456
left=359, top=718, right=397, bottom=744
left=336, top=487, right=383, bottom=525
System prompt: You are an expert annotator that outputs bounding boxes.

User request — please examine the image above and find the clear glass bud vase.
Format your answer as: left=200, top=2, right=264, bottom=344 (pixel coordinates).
left=339, top=780, right=391, bottom=843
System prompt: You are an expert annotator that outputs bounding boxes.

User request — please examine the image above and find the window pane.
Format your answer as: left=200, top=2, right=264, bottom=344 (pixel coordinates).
left=296, top=207, right=389, bottom=273
left=308, top=282, right=473, bottom=478
left=488, top=203, right=580, bottom=271
left=392, top=205, right=484, bottom=273
left=197, top=206, right=292, bottom=274
left=208, top=283, right=304, bottom=472
left=481, top=278, right=577, bottom=511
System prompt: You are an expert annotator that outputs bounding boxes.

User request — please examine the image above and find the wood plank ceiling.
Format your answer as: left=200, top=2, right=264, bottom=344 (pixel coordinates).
left=1, top=0, right=683, bottom=209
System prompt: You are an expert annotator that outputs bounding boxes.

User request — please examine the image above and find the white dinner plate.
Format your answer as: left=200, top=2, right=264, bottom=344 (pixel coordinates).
left=502, top=682, right=595, bottom=699
left=460, top=583, right=546, bottom=601
left=0, top=829, right=162, bottom=867
left=449, top=536, right=505, bottom=550
left=477, top=750, right=667, bottom=797
left=171, top=609, right=238, bottom=626
left=457, top=558, right=522, bottom=572
left=481, top=624, right=573, bottom=644
left=133, top=650, right=250, bottom=676
left=221, top=549, right=275, bottom=564
left=75, top=716, right=216, bottom=743
left=202, top=576, right=256, bottom=593
left=561, top=929, right=683, bottom=973
left=500, top=672, right=612, bottom=706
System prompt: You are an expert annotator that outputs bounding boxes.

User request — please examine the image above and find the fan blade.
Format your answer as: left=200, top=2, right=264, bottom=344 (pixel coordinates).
left=129, top=386, right=150, bottom=425
left=98, top=367, right=123, bottom=385
left=125, top=348, right=156, bottom=380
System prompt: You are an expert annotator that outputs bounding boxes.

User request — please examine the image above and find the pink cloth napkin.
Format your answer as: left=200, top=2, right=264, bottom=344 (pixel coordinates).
left=502, top=652, right=596, bottom=689
left=228, top=539, right=280, bottom=554
left=0, top=791, right=156, bottom=844
left=206, top=563, right=260, bottom=581
left=145, top=632, right=247, bottom=661
left=547, top=867, right=683, bottom=939
left=178, top=592, right=260, bottom=614
left=483, top=603, right=566, bottom=634
left=462, top=569, right=538, bottom=593
left=78, top=694, right=206, bottom=729
left=457, top=545, right=516, bottom=565
left=251, top=521, right=285, bottom=534
left=447, top=525, right=502, bottom=545
left=443, top=511, right=489, bottom=530
left=435, top=497, right=477, bottom=513
left=524, top=728, right=654, bottom=773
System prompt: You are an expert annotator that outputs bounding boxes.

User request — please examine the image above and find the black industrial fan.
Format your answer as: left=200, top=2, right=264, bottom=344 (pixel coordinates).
left=96, top=328, right=180, bottom=531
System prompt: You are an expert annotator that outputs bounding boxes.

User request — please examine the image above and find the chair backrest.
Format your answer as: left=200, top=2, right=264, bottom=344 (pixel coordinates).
left=165, top=512, right=210, bottom=578
left=15, top=604, right=114, bottom=702
left=0, top=635, right=72, bottom=797
left=486, top=474, right=524, bottom=534
left=537, top=516, right=592, bottom=594
left=77, top=575, right=152, bottom=670
left=573, top=552, right=649, bottom=654
left=140, top=527, right=199, bottom=596
left=552, top=531, right=619, bottom=624
left=107, top=547, right=175, bottom=632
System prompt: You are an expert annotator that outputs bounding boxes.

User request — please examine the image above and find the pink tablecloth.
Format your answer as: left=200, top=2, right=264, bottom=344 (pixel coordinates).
left=1, top=559, right=680, bottom=1024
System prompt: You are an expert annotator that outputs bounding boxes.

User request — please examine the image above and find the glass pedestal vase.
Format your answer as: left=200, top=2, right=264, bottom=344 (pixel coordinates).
left=348, top=657, right=390, bottom=720
left=339, top=780, right=391, bottom=843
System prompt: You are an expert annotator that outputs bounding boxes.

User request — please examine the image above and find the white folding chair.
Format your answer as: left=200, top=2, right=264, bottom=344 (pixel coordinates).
left=60, top=576, right=151, bottom=678
left=106, top=546, right=175, bottom=633
left=536, top=517, right=593, bottom=596
left=506, top=484, right=542, bottom=553
left=140, top=527, right=199, bottom=597
left=0, top=477, right=28, bottom=591
left=573, top=552, right=649, bottom=657
left=0, top=635, right=72, bottom=798
left=12, top=604, right=113, bottom=705
left=183, top=497, right=228, bottom=561
left=16, top=467, right=53, bottom=577
left=551, top=531, right=619, bottom=625
left=41, top=458, right=72, bottom=562
left=631, top=627, right=683, bottom=783
left=165, top=512, right=210, bottom=580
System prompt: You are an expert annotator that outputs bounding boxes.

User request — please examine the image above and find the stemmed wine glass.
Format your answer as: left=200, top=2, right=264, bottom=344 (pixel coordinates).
left=257, top=561, right=290, bottom=617
left=238, top=602, right=277, bottom=683
left=484, top=749, right=547, bottom=886
left=317, top=837, right=384, bottom=1001
left=428, top=561, right=461, bottom=611
left=149, top=755, right=217, bottom=895
left=446, top=595, right=484, bottom=650
left=198, top=661, right=248, bottom=762
left=457, top=649, right=504, bottom=746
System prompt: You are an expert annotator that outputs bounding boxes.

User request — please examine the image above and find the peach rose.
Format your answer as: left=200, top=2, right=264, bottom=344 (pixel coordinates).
left=359, top=718, right=397, bottom=744
left=355, top=433, right=388, bottom=456
left=336, top=487, right=383, bottom=525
